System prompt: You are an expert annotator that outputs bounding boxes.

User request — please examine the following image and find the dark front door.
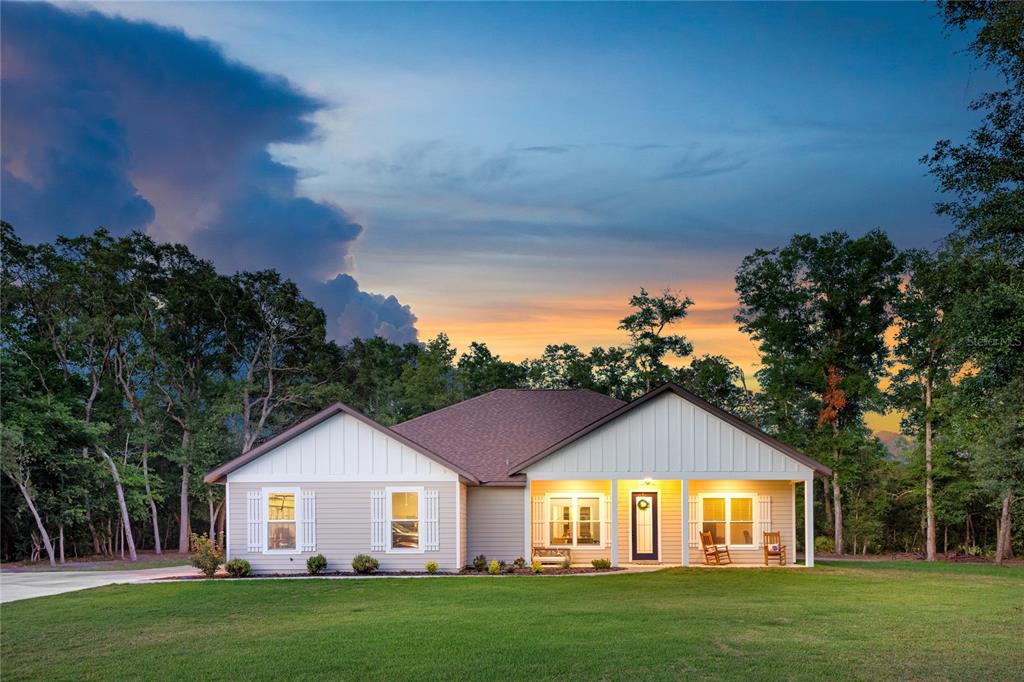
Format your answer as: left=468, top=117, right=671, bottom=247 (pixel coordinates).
left=631, top=492, right=659, bottom=561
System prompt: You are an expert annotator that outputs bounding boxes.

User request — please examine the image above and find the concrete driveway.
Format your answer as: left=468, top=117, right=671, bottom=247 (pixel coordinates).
left=0, top=565, right=195, bottom=603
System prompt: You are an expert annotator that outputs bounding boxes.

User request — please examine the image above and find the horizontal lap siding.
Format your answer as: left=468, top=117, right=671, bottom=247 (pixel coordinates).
left=466, top=487, right=525, bottom=564
left=229, top=481, right=457, bottom=573
left=687, top=480, right=795, bottom=565
left=530, top=480, right=611, bottom=563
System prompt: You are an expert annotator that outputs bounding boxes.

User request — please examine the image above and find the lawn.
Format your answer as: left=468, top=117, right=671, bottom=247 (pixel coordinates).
left=2, top=562, right=1022, bottom=681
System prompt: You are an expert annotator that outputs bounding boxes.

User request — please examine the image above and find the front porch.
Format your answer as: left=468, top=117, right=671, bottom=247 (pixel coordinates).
left=526, top=478, right=814, bottom=568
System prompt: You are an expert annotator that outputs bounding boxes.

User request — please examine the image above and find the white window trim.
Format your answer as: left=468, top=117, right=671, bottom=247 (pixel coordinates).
left=697, top=492, right=757, bottom=549
left=543, top=492, right=607, bottom=549
left=386, top=486, right=425, bottom=554
left=262, top=486, right=302, bottom=555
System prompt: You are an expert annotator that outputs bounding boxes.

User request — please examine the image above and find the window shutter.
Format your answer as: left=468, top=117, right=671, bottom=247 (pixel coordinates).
left=301, top=490, right=316, bottom=552
left=370, top=489, right=386, bottom=551
left=603, top=496, right=612, bottom=548
left=757, top=495, right=772, bottom=547
left=687, top=495, right=699, bottom=547
left=247, top=490, right=262, bottom=553
left=424, top=489, right=440, bottom=551
left=532, top=496, right=545, bottom=547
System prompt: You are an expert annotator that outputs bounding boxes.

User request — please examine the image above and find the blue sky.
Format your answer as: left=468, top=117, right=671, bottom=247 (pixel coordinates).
left=4, top=2, right=991, bottom=377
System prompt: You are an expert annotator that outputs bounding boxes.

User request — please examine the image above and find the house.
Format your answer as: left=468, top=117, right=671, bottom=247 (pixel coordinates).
left=204, top=383, right=831, bottom=572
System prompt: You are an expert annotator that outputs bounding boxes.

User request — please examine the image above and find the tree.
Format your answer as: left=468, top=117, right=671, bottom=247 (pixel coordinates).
left=523, top=344, right=595, bottom=390
left=891, top=251, right=956, bottom=560
left=618, top=288, right=694, bottom=392
left=0, top=353, right=102, bottom=566
left=221, top=270, right=338, bottom=452
left=455, top=342, right=527, bottom=398
left=924, top=1, right=1024, bottom=561
left=333, top=337, right=420, bottom=422
left=2, top=226, right=142, bottom=560
left=736, top=231, right=903, bottom=555
left=588, top=346, right=636, bottom=401
left=399, top=333, right=458, bottom=418
left=675, top=354, right=759, bottom=425
left=137, top=240, right=232, bottom=553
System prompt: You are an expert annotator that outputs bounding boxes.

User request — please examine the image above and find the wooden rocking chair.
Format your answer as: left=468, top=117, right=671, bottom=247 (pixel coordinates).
left=699, top=530, right=732, bottom=566
left=763, top=531, right=787, bottom=566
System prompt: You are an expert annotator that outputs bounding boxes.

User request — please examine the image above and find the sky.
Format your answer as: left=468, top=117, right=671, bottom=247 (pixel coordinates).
left=1, top=2, right=993, bottom=427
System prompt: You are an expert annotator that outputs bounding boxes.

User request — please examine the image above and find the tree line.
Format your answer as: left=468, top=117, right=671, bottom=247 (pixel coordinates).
left=1, top=2, right=1021, bottom=565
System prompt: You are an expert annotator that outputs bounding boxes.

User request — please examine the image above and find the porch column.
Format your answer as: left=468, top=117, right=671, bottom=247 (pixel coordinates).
left=804, top=478, right=814, bottom=567
left=681, top=479, right=689, bottom=566
left=610, top=479, right=619, bottom=567
left=523, top=482, right=532, bottom=561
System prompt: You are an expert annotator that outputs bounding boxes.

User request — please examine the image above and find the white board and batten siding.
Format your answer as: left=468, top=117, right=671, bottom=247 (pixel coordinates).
left=227, top=412, right=460, bottom=573
left=524, top=392, right=814, bottom=480
left=229, top=412, right=459, bottom=483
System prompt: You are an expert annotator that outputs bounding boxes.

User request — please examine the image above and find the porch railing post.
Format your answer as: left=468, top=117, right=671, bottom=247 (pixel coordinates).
left=610, top=479, right=619, bottom=567
left=681, top=479, right=689, bottom=566
left=804, top=477, right=815, bottom=567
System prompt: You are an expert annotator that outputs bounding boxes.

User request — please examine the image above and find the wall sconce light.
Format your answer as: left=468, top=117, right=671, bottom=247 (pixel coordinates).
left=642, top=476, right=653, bottom=486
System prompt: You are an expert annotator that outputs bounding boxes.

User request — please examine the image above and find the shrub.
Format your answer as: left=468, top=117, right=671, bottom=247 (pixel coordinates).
left=224, top=559, right=252, bottom=577
left=591, top=558, right=611, bottom=569
left=561, top=556, right=572, bottom=569
left=814, top=536, right=836, bottom=554
left=425, top=560, right=439, bottom=574
left=531, top=560, right=544, bottom=574
left=306, top=554, right=328, bottom=575
left=190, top=533, right=223, bottom=578
left=352, top=554, right=379, bottom=574
left=473, top=554, right=488, bottom=572
left=488, top=559, right=501, bottom=575
left=512, top=556, right=526, bottom=569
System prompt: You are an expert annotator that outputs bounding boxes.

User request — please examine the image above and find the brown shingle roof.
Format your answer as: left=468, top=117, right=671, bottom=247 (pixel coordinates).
left=392, top=389, right=625, bottom=484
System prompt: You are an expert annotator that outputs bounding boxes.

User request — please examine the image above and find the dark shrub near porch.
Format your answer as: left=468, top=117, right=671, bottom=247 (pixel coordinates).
left=225, top=559, right=252, bottom=577
left=352, top=554, right=379, bottom=574
left=307, top=554, right=328, bottom=575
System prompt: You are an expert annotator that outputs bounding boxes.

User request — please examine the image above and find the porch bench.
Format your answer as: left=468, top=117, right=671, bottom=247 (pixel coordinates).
left=532, top=547, right=571, bottom=564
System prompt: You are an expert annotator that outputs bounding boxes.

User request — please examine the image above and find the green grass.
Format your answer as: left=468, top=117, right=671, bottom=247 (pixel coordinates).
left=3, top=562, right=1023, bottom=681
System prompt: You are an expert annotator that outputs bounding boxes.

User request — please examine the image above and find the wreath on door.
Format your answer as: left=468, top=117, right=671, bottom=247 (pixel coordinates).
left=636, top=498, right=650, bottom=511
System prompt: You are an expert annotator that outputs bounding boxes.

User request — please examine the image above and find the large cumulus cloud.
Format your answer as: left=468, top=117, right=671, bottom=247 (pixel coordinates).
left=0, top=2, right=416, bottom=343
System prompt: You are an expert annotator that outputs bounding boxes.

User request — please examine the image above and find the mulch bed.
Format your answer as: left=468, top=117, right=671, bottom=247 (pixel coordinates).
left=164, top=566, right=625, bottom=580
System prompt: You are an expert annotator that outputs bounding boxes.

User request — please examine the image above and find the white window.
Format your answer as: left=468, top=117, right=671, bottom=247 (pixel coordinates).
left=387, top=486, right=424, bottom=552
left=546, top=494, right=604, bottom=547
left=263, top=488, right=301, bottom=553
left=701, top=494, right=755, bottom=547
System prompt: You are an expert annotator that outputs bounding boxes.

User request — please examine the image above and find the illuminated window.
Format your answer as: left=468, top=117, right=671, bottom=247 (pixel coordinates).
left=702, top=494, right=755, bottom=546
left=389, top=489, right=421, bottom=550
left=547, top=494, right=603, bottom=547
left=267, top=492, right=296, bottom=550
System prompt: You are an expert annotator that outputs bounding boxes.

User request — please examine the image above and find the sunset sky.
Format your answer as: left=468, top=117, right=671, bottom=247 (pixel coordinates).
left=2, top=2, right=993, bottom=429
